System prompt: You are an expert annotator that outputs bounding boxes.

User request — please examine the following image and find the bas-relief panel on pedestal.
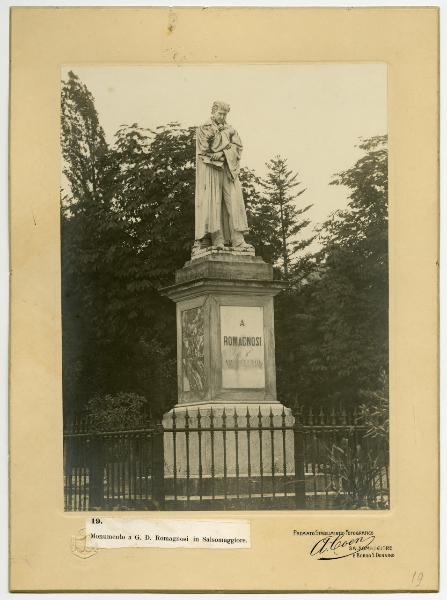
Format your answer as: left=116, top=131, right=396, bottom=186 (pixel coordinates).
left=181, top=307, right=205, bottom=394
left=220, top=305, right=265, bottom=389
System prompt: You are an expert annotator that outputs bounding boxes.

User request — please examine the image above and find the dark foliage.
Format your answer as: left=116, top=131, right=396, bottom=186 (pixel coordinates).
left=275, top=136, right=388, bottom=409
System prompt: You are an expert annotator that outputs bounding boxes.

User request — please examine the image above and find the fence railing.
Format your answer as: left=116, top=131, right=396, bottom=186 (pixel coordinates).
left=162, top=406, right=297, bottom=510
left=63, top=425, right=164, bottom=511
left=64, top=404, right=389, bottom=511
left=295, top=405, right=389, bottom=509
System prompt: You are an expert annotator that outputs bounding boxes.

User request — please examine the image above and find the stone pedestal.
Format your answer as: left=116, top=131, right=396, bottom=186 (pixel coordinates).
left=160, top=250, right=294, bottom=492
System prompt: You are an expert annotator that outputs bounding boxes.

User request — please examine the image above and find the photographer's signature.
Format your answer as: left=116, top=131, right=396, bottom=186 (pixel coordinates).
left=310, top=533, right=375, bottom=560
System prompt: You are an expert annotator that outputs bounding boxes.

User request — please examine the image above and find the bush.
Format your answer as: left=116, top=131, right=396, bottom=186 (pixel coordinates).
left=86, top=392, right=151, bottom=431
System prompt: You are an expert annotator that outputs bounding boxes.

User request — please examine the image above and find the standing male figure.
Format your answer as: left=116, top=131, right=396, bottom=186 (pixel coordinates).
left=193, top=101, right=253, bottom=253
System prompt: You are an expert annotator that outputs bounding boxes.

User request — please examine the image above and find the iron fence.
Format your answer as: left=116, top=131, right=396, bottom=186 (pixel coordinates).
left=162, top=406, right=297, bottom=510
left=295, top=405, right=390, bottom=509
left=64, top=404, right=389, bottom=511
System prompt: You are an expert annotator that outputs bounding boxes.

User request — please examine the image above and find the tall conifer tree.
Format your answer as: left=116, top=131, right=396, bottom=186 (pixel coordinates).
left=261, top=156, right=312, bottom=278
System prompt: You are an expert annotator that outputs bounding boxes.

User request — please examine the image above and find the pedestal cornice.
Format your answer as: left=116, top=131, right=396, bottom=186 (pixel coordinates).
left=160, top=252, right=286, bottom=301
left=160, top=277, right=285, bottom=302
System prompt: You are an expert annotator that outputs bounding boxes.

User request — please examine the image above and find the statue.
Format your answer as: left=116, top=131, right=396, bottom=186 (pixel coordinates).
left=192, top=101, right=253, bottom=255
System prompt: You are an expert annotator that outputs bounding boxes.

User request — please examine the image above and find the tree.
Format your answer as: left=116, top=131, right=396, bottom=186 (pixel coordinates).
left=261, top=156, right=313, bottom=278
left=110, top=122, right=196, bottom=283
left=61, top=73, right=197, bottom=417
left=61, top=71, right=118, bottom=414
left=315, top=135, right=388, bottom=399
left=308, top=136, right=388, bottom=404
left=273, top=136, right=388, bottom=409
left=61, top=71, right=113, bottom=207
left=241, top=167, right=283, bottom=267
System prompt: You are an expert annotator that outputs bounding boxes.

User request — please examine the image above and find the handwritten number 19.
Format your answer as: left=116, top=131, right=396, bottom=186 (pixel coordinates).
left=411, top=571, right=423, bottom=587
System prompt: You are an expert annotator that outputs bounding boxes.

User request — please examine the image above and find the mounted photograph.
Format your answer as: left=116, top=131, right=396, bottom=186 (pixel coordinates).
left=61, top=64, right=389, bottom=512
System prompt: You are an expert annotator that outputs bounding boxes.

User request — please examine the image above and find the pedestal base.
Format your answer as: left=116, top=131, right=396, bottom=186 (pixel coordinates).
left=162, top=402, right=295, bottom=491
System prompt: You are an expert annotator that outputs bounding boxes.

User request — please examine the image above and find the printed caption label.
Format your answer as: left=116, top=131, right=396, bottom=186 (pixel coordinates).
left=86, top=517, right=251, bottom=549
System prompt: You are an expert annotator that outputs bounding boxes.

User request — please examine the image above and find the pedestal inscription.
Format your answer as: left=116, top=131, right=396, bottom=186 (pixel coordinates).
left=220, top=305, right=265, bottom=389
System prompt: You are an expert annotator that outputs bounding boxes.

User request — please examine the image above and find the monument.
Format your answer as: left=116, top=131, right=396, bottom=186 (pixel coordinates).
left=161, top=102, right=294, bottom=501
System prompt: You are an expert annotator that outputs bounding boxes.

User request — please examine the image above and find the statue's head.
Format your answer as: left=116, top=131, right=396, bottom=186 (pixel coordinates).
left=211, top=101, right=230, bottom=125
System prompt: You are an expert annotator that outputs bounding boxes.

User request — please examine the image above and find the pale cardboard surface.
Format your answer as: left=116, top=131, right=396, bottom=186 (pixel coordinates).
left=9, top=7, right=438, bottom=592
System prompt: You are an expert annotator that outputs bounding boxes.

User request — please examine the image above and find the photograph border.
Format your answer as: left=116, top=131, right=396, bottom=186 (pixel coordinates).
left=9, top=6, right=439, bottom=592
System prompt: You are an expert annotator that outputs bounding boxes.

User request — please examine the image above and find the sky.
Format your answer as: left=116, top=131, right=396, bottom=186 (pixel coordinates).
left=62, top=64, right=387, bottom=242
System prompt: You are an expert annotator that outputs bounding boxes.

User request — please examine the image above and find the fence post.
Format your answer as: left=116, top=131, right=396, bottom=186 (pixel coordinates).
left=63, top=435, right=72, bottom=510
left=294, top=412, right=306, bottom=509
left=89, top=436, right=104, bottom=509
left=152, top=422, right=165, bottom=509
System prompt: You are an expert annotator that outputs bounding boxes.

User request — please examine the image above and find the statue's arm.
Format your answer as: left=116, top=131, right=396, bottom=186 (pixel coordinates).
left=231, top=129, right=243, bottom=150
left=196, top=124, right=213, bottom=155
left=224, top=129, right=243, bottom=171
left=197, top=124, right=225, bottom=162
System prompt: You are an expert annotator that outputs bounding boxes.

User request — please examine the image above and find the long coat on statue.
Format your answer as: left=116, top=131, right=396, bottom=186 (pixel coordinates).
left=194, top=120, right=249, bottom=241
